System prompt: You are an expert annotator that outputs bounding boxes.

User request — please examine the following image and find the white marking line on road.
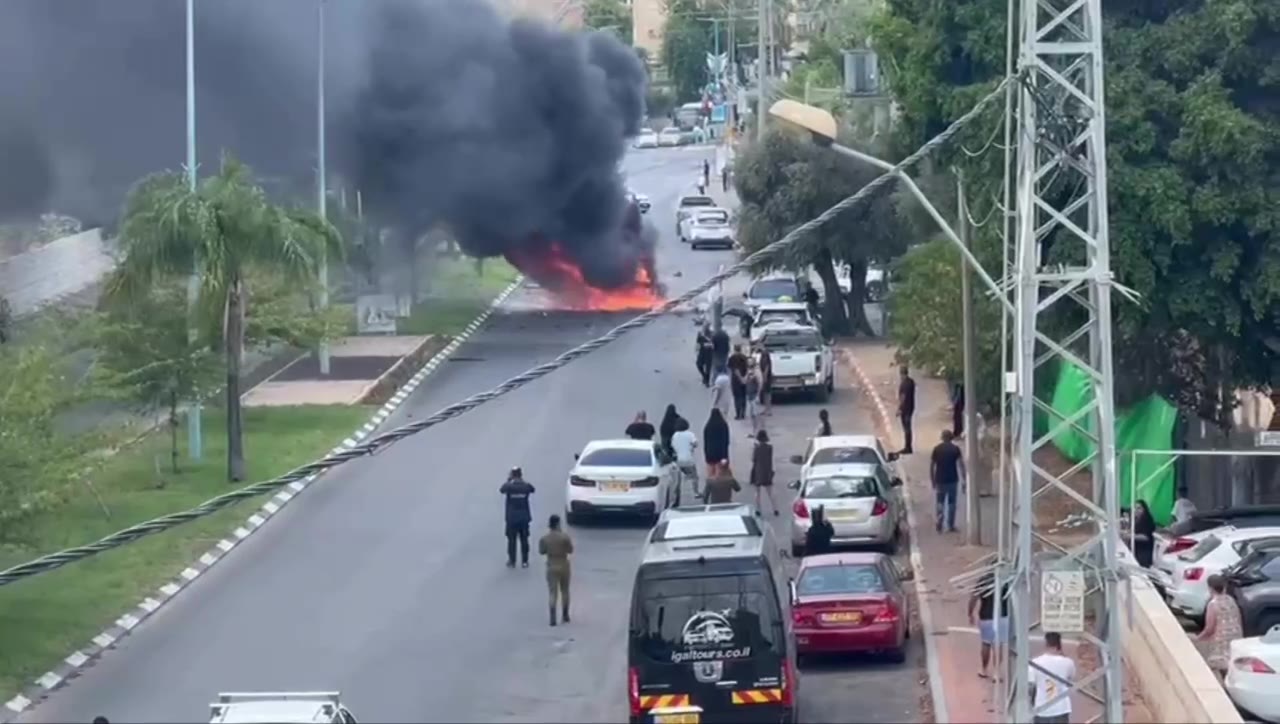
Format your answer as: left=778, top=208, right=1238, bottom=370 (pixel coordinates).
left=64, top=651, right=89, bottom=668
left=342, top=437, right=358, bottom=448
left=262, top=501, right=281, bottom=515
left=216, top=539, right=235, bottom=552
left=180, top=567, right=200, bottom=581
left=159, top=583, right=181, bottom=597
left=116, top=614, right=140, bottom=631
left=199, top=552, right=218, bottom=567
left=139, top=597, right=162, bottom=613
left=352, top=430, right=367, bottom=442
left=274, top=491, right=293, bottom=504
left=846, top=351, right=951, bottom=724
left=361, top=422, right=376, bottom=434
left=92, top=633, right=115, bottom=649
left=233, top=526, right=251, bottom=539
left=35, top=672, right=61, bottom=691
left=248, top=514, right=267, bottom=527
left=5, top=695, right=31, bottom=713
left=289, top=480, right=306, bottom=492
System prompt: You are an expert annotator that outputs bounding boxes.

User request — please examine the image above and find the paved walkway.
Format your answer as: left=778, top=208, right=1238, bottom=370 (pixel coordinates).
left=243, top=336, right=433, bottom=407
left=840, top=340, right=1154, bottom=723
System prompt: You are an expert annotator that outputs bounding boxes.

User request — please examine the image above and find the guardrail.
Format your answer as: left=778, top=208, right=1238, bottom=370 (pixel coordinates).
left=1118, top=549, right=1243, bottom=723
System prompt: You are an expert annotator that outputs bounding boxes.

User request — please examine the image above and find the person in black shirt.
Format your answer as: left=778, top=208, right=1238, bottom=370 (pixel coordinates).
left=710, top=326, right=731, bottom=372
left=930, top=429, right=965, bottom=533
left=804, top=505, right=835, bottom=556
left=695, top=327, right=714, bottom=387
left=499, top=467, right=536, bottom=568
left=625, top=411, right=656, bottom=441
left=967, top=570, right=1009, bottom=679
left=898, top=366, right=917, bottom=454
left=952, top=382, right=965, bottom=438
left=727, top=345, right=749, bottom=419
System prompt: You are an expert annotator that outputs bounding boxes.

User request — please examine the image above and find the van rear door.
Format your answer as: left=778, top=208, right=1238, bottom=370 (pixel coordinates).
left=630, top=564, right=791, bottom=723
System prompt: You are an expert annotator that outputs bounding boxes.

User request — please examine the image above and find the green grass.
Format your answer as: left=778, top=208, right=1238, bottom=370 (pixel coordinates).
left=0, top=404, right=370, bottom=696
left=399, top=256, right=519, bottom=336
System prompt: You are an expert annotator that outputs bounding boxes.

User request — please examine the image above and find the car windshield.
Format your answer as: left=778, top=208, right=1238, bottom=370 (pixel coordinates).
left=758, top=310, right=808, bottom=326
left=579, top=448, right=653, bottom=467
left=632, top=574, right=781, bottom=663
left=810, top=447, right=879, bottom=466
left=761, top=331, right=823, bottom=350
left=695, top=211, right=729, bottom=225
left=681, top=197, right=714, bottom=207
left=805, top=476, right=879, bottom=499
left=797, top=564, right=887, bottom=596
left=749, top=279, right=799, bottom=299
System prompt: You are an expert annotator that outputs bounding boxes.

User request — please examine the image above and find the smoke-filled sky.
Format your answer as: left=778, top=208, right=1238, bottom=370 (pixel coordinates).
left=0, top=0, right=650, bottom=289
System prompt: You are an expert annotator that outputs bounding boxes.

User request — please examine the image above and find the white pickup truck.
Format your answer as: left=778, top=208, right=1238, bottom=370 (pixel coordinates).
left=210, top=691, right=359, bottom=723
left=758, top=323, right=834, bottom=401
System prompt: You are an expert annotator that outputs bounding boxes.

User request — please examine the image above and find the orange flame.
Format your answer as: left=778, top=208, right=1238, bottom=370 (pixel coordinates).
left=506, top=242, right=664, bottom=312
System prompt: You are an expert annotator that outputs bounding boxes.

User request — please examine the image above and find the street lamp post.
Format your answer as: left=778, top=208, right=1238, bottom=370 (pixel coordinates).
left=185, top=0, right=203, bottom=462
left=317, top=0, right=330, bottom=375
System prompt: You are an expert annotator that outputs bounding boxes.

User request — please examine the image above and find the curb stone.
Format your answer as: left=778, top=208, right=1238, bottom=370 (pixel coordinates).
left=1, top=276, right=525, bottom=721
left=837, top=347, right=952, bottom=724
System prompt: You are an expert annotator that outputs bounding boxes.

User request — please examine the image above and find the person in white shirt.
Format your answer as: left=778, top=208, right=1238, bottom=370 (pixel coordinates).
left=1029, top=632, right=1076, bottom=724
left=670, top=419, right=700, bottom=500
left=1173, top=486, right=1198, bottom=524
left=710, top=366, right=732, bottom=418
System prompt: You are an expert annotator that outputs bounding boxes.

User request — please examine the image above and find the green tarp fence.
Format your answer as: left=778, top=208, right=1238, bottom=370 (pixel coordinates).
left=1034, top=363, right=1179, bottom=525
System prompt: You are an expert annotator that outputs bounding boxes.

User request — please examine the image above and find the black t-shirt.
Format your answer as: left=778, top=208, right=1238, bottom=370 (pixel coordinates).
left=931, top=441, right=962, bottom=485
left=899, top=376, right=917, bottom=414
left=728, top=352, right=748, bottom=377
left=711, top=329, right=730, bottom=357
left=977, top=575, right=1007, bottom=620
left=626, top=422, right=656, bottom=441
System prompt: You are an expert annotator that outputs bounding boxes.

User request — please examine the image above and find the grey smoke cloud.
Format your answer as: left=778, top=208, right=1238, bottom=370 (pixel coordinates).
left=0, top=0, right=649, bottom=289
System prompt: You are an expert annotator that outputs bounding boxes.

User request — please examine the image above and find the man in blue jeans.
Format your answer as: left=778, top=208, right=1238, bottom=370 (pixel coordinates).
left=930, top=429, right=965, bottom=533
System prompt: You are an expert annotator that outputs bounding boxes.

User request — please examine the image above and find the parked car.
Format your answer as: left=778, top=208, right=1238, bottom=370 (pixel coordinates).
left=680, top=207, right=734, bottom=249
left=658, top=126, right=684, bottom=147
left=1154, top=506, right=1280, bottom=584
left=744, top=302, right=814, bottom=344
left=633, top=129, right=659, bottom=149
left=1227, top=545, right=1280, bottom=637
left=758, top=324, right=834, bottom=401
left=564, top=439, right=679, bottom=525
left=1224, top=625, right=1280, bottom=723
left=674, top=194, right=715, bottom=237
left=790, top=434, right=903, bottom=483
left=743, top=274, right=805, bottom=314
left=1165, top=527, right=1280, bottom=621
left=787, top=462, right=905, bottom=555
left=789, top=552, right=913, bottom=664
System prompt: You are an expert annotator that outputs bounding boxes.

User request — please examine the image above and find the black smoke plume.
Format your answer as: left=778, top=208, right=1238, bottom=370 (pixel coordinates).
left=0, top=0, right=650, bottom=289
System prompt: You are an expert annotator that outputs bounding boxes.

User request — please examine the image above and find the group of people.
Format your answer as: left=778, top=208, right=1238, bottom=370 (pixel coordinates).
left=697, top=328, right=774, bottom=431
left=498, top=467, right=576, bottom=626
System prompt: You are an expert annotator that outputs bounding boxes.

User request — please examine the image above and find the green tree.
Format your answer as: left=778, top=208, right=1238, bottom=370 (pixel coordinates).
left=93, top=282, right=223, bottom=475
left=734, top=129, right=909, bottom=335
left=109, top=156, right=342, bottom=481
left=663, top=0, right=715, bottom=103
left=872, top=0, right=1280, bottom=419
left=583, top=0, right=633, bottom=43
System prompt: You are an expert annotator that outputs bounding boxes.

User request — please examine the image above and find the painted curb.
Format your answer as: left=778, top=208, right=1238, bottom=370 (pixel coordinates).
left=1, top=277, right=525, bottom=721
left=839, top=348, right=951, bottom=724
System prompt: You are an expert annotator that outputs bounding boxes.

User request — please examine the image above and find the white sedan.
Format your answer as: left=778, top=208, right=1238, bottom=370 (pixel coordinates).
left=564, top=439, right=678, bottom=525
left=1226, top=625, right=1280, bottom=723
left=633, top=130, right=659, bottom=149
left=1166, top=527, right=1280, bottom=620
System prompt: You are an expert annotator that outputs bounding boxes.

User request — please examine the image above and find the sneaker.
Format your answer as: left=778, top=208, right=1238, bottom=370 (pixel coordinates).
left=521, top=561, right=529, bottom=568
left=506, top=561, right=516, bottom=568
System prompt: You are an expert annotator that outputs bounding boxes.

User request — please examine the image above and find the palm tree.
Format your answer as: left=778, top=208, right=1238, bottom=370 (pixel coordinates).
left=109, top=155, right=343, bottom=481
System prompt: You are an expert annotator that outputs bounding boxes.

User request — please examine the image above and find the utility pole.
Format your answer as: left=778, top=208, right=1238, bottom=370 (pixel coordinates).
left=316, top=0, right=331, bottom=375
left=958, top=170, right=980, bottom=546
left=1004, top=0, right=1122, bottom=719
left=184, top=0, right=203, bottom=462
left=756, top=0, right=768, bottom=140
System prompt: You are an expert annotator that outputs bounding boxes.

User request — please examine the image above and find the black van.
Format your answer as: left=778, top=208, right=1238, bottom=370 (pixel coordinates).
left=627, top=506, right=797, bottom=724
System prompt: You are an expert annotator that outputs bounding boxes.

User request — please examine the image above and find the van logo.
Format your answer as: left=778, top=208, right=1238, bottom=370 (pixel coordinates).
left=682, top=611, right=735, bottom=646
left=693, top=661, right=723, bottom=682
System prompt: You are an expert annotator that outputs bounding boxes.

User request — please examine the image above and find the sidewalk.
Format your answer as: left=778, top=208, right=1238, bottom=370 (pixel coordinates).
left=840, top=340, right=1154, bottom=724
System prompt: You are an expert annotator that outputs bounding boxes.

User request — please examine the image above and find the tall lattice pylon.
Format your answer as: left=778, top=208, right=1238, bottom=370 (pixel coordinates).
left=1006, top=0, right=1125, bottom=720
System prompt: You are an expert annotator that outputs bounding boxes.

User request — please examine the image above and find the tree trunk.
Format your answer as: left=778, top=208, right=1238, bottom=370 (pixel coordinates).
left=225, top=277, right=247, bottom=482
left=169, top=389, right=180, bottom=473
left=844, top=258, right=875, bottom=337
left=814, top=249, right=851, bottom=336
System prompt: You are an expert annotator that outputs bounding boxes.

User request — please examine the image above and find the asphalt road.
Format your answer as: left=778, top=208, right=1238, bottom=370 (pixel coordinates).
left=19, top=146, right=921, bottom=723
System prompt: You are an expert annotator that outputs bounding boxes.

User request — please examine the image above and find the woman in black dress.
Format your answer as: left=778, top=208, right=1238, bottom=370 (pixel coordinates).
left=703, top=408, right=730, bottom=468
left=1132, top=499, right=1156, bottom=568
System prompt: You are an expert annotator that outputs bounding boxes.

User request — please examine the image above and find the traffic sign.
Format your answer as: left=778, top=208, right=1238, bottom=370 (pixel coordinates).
left=1041, top=569, right=1085, bottom=633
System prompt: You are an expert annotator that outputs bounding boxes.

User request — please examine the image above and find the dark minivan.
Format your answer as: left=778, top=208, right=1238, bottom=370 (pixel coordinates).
left=628, top=505, right=797, bottom=724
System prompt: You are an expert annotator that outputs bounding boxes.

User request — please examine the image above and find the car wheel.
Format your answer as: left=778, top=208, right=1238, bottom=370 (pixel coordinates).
left=791, top=542, right=805, bottom=558
left=691, top=242, right=699, bottom=250
left=826, top=374, right=834, bottom=393
left=565, top=510, right=583, bottom=526
left=795, top=654, right=809, bottom=670
left=885, top=646, right=907, bottom=664
left=883, top=528, right=900, bottom=555
left=814, top=384, right=830, bottom=403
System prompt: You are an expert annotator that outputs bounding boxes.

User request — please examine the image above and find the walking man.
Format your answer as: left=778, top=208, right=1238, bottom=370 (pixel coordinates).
left=898, top=366, right=917, bottom=454
left=711, top=325, right=731, bottom=372
left=539, top=514, right=574, bottom=626
left=952, top=382, right=966, bottom=438
left=703, top=158, right=711, bottom=189
left=930, top=430, right=965, bottom=533
left=968, top=570, right=1009, bottom=679
left=721, top=164, right=730, bottom=192
left=671, top=418, right=700, bottom=501
left=695, top=326, right=714, bottom=387
left=499, top=467, right=535, bottom=568
left=1029, top=632, right=1076, bottom=724
left=728, top=344, right=749, bottom=419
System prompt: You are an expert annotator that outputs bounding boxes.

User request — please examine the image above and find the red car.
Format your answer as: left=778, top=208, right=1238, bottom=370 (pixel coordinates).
left=789, top=552, right=913, bottom=663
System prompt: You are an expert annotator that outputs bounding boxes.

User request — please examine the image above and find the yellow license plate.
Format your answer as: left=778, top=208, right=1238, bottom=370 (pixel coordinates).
left=602, top=481, right=629, bottom=492
left=655, top=715, right=700, bottom=724
left=827, top=509, right=863, bottom=520
left=821, top=611, right=863, bottom=624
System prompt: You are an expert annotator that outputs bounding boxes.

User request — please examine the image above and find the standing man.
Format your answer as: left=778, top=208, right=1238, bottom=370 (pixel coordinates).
left=671, top=418, right=700, bottom=500
left=727, top=344, right=750, bottom=420
left=952, top=382, right=966, bottom=438
left=898, top=366, right=917, bottom=454
left=499, top=467, right=535, bottom=568
left=1029, top=632, right=1076, bottom=724
left=967, top=569, right=1009, bottom=679
left=626, top=411, right=656, bottom=440
left=721, top=163, right=730, bottom=192
left=539, top=514, right=574, bottom=626
left=711, top=325, right=731, bottom=372
left=710, top=366, right=733, bottom=418
left=703, top=158, right=711, bottom=189
left=695, top=326, right=714, bottom=387
left=930, top=430, right=965, bottom=534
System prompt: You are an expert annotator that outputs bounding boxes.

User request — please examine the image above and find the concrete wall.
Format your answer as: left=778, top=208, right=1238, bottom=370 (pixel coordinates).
left=633, top=0, right=666, bottom=58
left=0, top=229, right=115, bottom=316
left=1118, top=550, right=1243, bottom=723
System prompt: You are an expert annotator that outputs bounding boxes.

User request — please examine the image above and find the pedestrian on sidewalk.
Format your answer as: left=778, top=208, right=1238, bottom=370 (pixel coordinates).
left=1197, top=573, right=1244, bottom=681
left=750, top=429, right=778, bottom=516
left=968, top=569, right=1010, bottom=679
left=744, top=360, right=763, bottom=434
left=539, top=514, right=574, bottom=626
left=815, top=409, right=833, bottom=437
left=898, top=366, right=917, bottom=454
left=711, top=326, right=731, bottom=371
left=625, top=411, right=655, bottom=441
left=805, top=505, right=835, bottom=556
left=659, top=403, right=686, bottom=457
left=705, top=460, right=742, bottom=504
left=704, top=408, right=731, bottom=473
left=710, top=366, right=732, bottom=418
left=758, top=346, right=774, bottom=416
left=1029, top=632, right=1076, bottom=724
left=1131, top=499, right=1156, bottom=568
left=672, top=418, right=700, bottom=500
left=696, top=326, right=714, bottom=386
left=703, top=158, right=711, bottom=188
left=721, top=164, right=730, bottom=192
left=930, top=429, right=965, bottom=533
left=952, top=382, right=966, bottom=438
left=728, top=344, right=750, bottom=419
left=499, top=467, right=535, bottom=568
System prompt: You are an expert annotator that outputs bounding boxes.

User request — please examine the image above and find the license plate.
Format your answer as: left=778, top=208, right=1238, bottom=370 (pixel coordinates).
left=654, top=715, right=699, bottom=724
left=601, top=481, right=629, bottom=493
left=821, top=611, right=862, bottom=624
left=827, top=509, right=863, bottom=520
